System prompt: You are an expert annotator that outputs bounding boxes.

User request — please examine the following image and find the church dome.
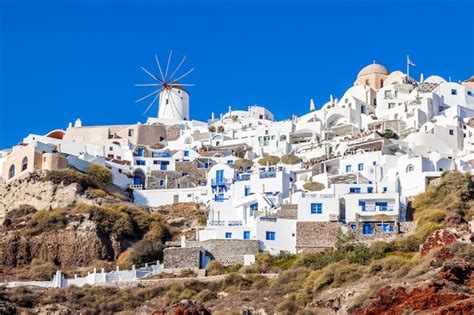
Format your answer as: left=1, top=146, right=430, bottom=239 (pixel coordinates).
left=357, top=63, right=389, bottom=78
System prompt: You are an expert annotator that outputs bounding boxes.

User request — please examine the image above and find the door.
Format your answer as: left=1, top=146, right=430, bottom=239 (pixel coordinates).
left=216, top=169, right=224, bottom=184
left=243, top=231, right=250, bottom=240
left=133, top=176, right=142, bottom=186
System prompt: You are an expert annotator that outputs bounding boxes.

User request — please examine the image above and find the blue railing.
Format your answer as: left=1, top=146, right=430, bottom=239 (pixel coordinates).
left=259, top=171, right=276, bottom=179
left=152, top=152, right=172, bottom=158
left=235, top=173, right=251, bottom=181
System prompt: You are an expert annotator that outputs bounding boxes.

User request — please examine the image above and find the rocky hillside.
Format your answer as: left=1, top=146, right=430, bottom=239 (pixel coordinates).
left=0, top=171, right=472, bottom=314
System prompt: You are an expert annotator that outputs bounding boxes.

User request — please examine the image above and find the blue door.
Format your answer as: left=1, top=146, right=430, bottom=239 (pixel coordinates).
left=133, top=176, right=142, bottom=185
left=137, top=148, right=144, bottom=156
left=244, top=186, right=250, bottom=196
left=216, top=169, right=224, bottom=184
left=243, top=231, right=250, bottom=240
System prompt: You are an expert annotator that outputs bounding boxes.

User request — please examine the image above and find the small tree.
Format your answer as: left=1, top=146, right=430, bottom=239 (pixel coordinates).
left=217, top=125, right=225, bottom=133
left=381, top=129, right=398, bottom=139
left=258, top=155, right=280, bottom=166
left=281, top=154, right=302, bottom=165
left=208, top=125, right=216, bottom=133
left=303, top=181, right=325, bottom=192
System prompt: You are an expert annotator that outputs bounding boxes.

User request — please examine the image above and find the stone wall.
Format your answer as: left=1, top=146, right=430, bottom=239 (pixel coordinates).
left=296, top=222, right=342, bottom=253
left=163, top=247, right=202, bottom=269
left=147, top=162, right=207, bottom=190
left=187, top=239, right=259, bottom=265
left=399, top=221, right=416, bottom=234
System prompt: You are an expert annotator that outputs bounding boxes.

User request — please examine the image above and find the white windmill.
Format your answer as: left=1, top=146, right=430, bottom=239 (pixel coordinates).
left=135, top=51, right=194, bottom=121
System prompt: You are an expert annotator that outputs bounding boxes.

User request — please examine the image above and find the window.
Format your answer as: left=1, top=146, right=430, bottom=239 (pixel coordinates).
left=118, top=169, right=122, bottom=173
left=21, top=157, right=28, bottom=171
left=350, top=187, right=361, bottom=193
left=244, top=186, right=250, bottom=196
left=159, top=179, right=165, bottom=187
left=372, top=161, right=377, bottom=166
left=359, top=200, right=366, bottom=211
left=345, top=165, right=352, bottom=173
left=280, top=135, right=287, bottom=141
left=137, top=148, right=144, bottom=156
left=227, top=160, right=233, bottom=165
left=468, top=91, right=473, bottom=97
left=361, top=105, right=366, bottom=114
left=216, top=169, right=224, bottom=184
left=367, top=187, right=374, bottom=193
left=310, top=203, right=323, bottom=214
left=225, top=232, right=232, bottom=239
left=449, top=129, right=454, bottom=136
left=358, top=163, right=364, bottom=171
left=265, top=231, right=276, bottom=241
left=384, top=90, right=391, bottom=98
left=451, top=89, right=457, bottom=95
left=406, top=164, right=414, bottom=172
left=136, top=160, right=145, bottom=166
left=380, top=79, right=384, bottom=88
left=184, top=150, right=189, bottom=157
left=161, top=161, right=169, bottom=170
left=362, top=223, right=373, bottom=235
left=383, top=187, right=388, bottom=193
left=153, top=160, right=159, bottom=165
left=250, top=203, right=258, bottom=211
left=375, top=201, right=388, bottom=211
left=388, top=103, right=395, bottom=109
left=350, top=224, right=357, bottom=231
left=109, top=146, right=113, bottom=151
left=377, top=223, right=394, bottom=233
left=8, top=165, right=15, bottom=179
left=128, top=129, right=134, bottom=137
left=243, top=231, right=250, bottom=240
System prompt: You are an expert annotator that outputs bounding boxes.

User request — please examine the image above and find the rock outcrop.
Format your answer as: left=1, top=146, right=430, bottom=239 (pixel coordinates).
left=0, top=172, right=88, bottom=220
left=0, top=214, right=119, bottom=270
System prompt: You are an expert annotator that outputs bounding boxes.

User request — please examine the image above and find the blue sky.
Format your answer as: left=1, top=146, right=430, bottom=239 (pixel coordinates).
left=0, top=0, right=473, bottom=149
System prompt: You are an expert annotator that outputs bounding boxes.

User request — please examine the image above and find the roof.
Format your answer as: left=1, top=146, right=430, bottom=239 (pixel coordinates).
left=357, top=63, right=389, bottom=78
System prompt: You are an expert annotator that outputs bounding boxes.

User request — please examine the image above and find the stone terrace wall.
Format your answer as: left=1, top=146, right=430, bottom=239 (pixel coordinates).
left=188, top=239, right=259, bottom=265
left=296, top=222, right=342, bottom=253
left=163, top=247, right=202, bottom=269
left=399, top=221, right=416, bottom=234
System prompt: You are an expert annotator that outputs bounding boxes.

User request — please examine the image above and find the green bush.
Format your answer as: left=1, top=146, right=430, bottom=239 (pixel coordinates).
left=258, top=155, right=280, bottom=166
left=271, top=267, right=311, bottom=293
left=281, top=154, right=302, bottom=165
left=26, top=209, right=67, bottom=236
left=369, top=241, right=393, bottom=259
left=208, top=125, right=216, bottom=133
left=28, top=259, right=56, bottom=280
left=195, top=289, right=217, bottom=302
left=303, top=181, right=325, bottom=192
left=348, top=244, right=373, bottom=265
left=89, top=206, right=134, bottom=238
left=87, top=164, right=112, bottom=185
left=129, top=239, right=164, bottom=265
left=380, top=129, right=398, bottom=139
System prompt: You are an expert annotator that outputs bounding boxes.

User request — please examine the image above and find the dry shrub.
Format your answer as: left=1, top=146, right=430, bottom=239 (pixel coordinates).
left=369, top=255, right=410, bottom=275
left=86, top=164, right=112, bottom=185
left=28, top=259, right=56, bottom=280
left=195, top=288, right=216, bottom=302
left=303, top=181, right=325, bottom=192
left=85, top=188, right=108, bottom=199
left=304, top=261, right=366, bottom=293
left=258, top=155, right=280, bottom=166
left=271, top=267, right=311, bottom=293
left=281, top=154, right=302, bottom=165
left=129, top=239, right=164, bottom=265
left=5, top=205, right=36, bottom=220
left=26, top=209, right=67, bottom=236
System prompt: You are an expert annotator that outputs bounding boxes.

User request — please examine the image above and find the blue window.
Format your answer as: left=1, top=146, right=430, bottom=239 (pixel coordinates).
left=244, top=186, right=250, bottom=196
left=227, top=160, right=233, bottom=165
left=133, top=176, right=142, bottom=185
left=184, top=150, right=189, bottom=157
left=350, top=187, right=361, bottom=193
left=358, top=200, right=366, bottom=211
left=225, top=232, right=232, bottom=239
left=243, top=231, right=250, bottom=240
left=250, top=203, right=258, bottom=211
left=367, top=187, right=374, bottom=193
left=216, top=169, right=224, bottom=184
left=362, top=223, right=373, bottom=235
left=161, top=161, right=169, bottom=170
left=345, top=165, right=352, bottom=172
left=159, top=179, right=165, bottom=187
left=377, top=223, right=394, bottom=233
left=350, top=224, right=357, bottom=231
left=265, top=231, right=276, bottom=240
left=310, top=203, right=323, bottom=214
left=375, top=202, right=388, bottom=211
left=137, top=148, right=144, bottom=156
left=372, top=161, right=377, bottom=166
left=136, top=160, right=145, bottom=166
left=358, top=163, right=364, bottom=171
left=383, top=187, right=388, bottom=193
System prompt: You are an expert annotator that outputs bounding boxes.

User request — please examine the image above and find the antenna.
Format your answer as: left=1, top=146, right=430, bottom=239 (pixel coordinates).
left=135, top=51, right=195, bottom=116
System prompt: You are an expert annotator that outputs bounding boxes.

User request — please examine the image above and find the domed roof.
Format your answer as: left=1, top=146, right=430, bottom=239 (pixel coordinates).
left=357, top=63, right=389, bottom=78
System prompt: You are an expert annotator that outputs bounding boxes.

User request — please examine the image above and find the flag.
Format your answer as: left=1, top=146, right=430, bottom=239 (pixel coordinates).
left=407, top=56, right=416, bottom=67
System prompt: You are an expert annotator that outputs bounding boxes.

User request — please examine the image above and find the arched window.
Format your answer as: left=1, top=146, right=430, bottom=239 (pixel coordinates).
left=406, top=164, right=414, bottom=173
left=21, top=157, right=28, bottom=171
left=8, top=165, right=15, bottom=179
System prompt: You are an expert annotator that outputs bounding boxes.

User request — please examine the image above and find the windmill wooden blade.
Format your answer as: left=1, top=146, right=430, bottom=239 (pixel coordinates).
left=135, top=89, right=160, bottom=103
left=164, top=50, right=173, bottom=80
left=172, top=67, right=194, bottom=83
left=155, top=54, right=165, bottom=81
left=143, top=92, right=160, bottom=115
left=168, top=55, right=187, bottom=81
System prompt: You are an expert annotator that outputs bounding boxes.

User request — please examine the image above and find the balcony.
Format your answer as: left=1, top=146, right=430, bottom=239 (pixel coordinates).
left=209, top=220, right=243, bottom=226
left=235, top=173, right=251, bottom=181
left=211, top=178, right=232, bottom=186
left=360, top=205, right=394, bottom=212
left=259, top=171, right=276, bottom=179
